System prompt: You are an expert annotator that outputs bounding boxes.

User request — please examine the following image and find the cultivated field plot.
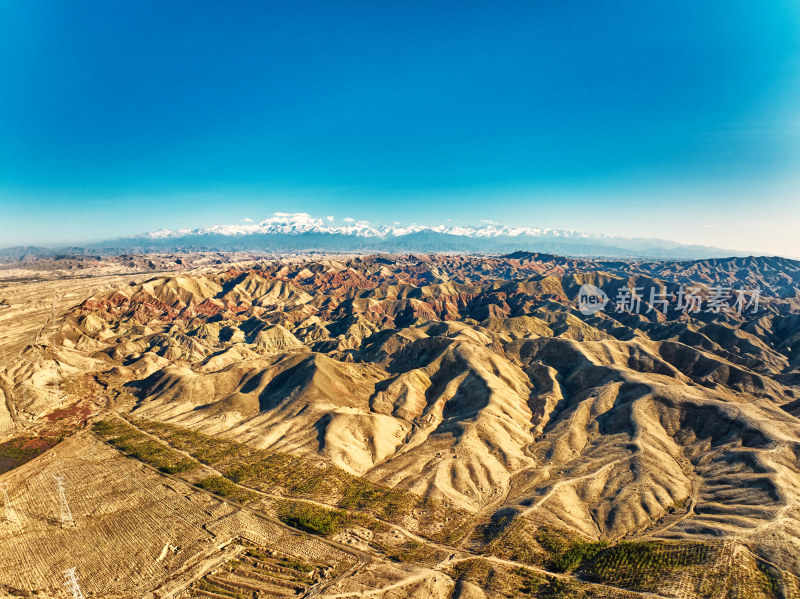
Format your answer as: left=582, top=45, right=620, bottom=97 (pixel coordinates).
left=0, top=432, right=365, bottom=598
left=182, top=538, right=332, bottom=598
left=0, top=433, right=233, bottom=597
left=204, top=509, right=358, bottom=578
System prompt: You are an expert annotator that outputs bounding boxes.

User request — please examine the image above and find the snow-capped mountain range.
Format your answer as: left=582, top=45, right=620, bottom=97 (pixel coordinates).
left=112, top=212, right=746, bottom=259
left=137, top=212, right=598, bottom=241
left=1, top=213, right=750, bottom=260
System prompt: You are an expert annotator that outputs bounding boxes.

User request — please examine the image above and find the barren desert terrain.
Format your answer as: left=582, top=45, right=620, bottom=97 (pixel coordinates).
left=1, top=252, right=799, bottom=598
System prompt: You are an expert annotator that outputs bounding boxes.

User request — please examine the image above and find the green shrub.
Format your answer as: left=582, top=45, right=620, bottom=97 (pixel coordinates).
left=339, top=478, right=409, bottom=518
left=581, top=541, right=714, bottom=591
left=91, top=420, right=119, bottom=436
left=279, top=559, right=314, bottom=573
left=536, top=526, right=607, bottom=572
left=195, top=579, right=242, bottom=598
left=540, top=576, right=568, bottom=598
left=93, top=419, right=198, bottom=475
left=550, top=540, right=607, bottom=572
left=756, top=561, right=782, bottom=598
left=277, top=501, right=348, bottom=536
left=196, top=476, right=256, bottom=503
left=512, top=567, right=542, bottom=595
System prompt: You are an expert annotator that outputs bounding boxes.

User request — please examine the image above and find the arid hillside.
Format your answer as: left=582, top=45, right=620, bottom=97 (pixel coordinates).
left=1, top=252, right=799, bottom=598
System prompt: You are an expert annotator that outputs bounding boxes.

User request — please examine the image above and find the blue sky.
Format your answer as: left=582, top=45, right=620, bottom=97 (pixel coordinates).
left=1, top=1, right=800, bottom=255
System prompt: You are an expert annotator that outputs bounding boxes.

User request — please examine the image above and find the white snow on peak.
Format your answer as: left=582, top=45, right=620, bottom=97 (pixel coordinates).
left=143, top=228, right=176, bottom=239
left=134, top=212, right=616, bottom=241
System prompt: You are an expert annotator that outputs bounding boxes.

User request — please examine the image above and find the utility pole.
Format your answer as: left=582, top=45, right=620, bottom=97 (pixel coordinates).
left=54, top=475, right=75, bottom=528
left=62, top=568, right=86, bottom=599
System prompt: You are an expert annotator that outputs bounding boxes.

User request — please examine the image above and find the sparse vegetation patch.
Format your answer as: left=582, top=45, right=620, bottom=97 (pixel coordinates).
left=196, top=476, right=258, bottom=504
left=536, top=526, right=607, bottom=572
left=580, top=540, right=716, bottom=591
left=275, top=500, right=349, bottom=536
left=92, top=419, right=197, bottom=475
left=0, top=435, right=60, bottom=474
left=130, top=418, right=473, bottom=541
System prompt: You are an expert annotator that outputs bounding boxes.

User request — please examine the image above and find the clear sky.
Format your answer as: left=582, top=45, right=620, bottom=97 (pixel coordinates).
left=1, top=1, right=799, bottom=255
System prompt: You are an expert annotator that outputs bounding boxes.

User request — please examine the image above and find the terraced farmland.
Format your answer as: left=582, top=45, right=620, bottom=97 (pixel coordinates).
left=184, top=539, right=327, bottom=598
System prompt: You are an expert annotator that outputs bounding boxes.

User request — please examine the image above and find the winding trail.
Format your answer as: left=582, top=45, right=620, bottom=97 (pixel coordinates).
left=519, top=457, right=628, bottom=518
left=320, top=572, right=446, bottom=598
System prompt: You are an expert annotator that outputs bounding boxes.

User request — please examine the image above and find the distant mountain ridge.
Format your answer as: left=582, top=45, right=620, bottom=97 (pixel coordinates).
left=1, top=212, right=754, bottom=260
left=133, top=212, right=603, bottom=240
